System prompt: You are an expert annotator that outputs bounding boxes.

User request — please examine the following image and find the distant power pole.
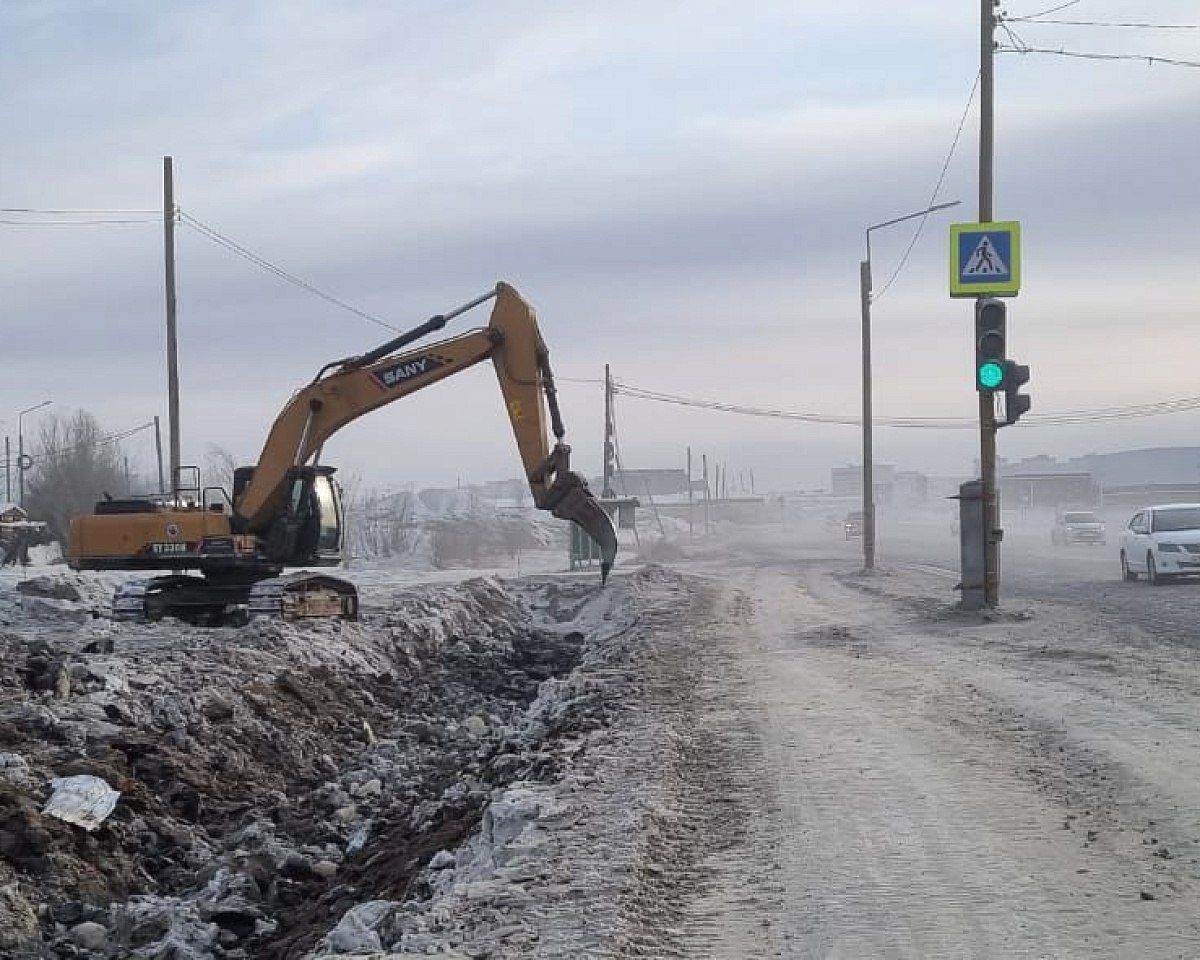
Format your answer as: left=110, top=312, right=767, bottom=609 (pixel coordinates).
left=686, top=446, right=694, bottom=540
left=163, top=156, right=181, bottom=500
left=602, top=364, right=615, bottom=498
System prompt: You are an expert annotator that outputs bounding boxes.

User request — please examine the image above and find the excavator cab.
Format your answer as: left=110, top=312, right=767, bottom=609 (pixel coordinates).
left=234, top=464, right=345, bottom=567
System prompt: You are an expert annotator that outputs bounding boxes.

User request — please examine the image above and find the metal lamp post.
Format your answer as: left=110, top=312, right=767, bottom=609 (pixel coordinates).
left=17, top=400, right=52, bottom=508
left=860, top=200, right=961, bottom=570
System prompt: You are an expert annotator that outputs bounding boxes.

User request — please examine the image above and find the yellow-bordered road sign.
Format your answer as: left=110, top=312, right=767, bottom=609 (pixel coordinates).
left=950, top=221, right=1020, bottom=297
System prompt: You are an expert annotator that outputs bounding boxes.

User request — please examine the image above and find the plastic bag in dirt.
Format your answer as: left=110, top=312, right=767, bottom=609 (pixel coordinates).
left=42, top=775, right=120, bottom=830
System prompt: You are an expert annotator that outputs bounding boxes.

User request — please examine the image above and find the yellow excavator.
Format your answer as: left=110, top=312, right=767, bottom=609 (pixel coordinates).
left=67, top=282, right=618, bottom=624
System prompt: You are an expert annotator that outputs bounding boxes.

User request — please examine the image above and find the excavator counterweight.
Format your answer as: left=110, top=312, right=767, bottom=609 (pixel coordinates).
left=68, top=283, right=616, bottom=624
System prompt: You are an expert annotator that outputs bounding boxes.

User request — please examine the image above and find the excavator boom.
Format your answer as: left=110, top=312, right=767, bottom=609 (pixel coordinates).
left=236, top=282, right=617, bottom=579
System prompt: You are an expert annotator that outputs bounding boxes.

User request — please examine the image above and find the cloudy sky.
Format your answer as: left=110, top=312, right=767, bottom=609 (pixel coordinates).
left=2, top=0, right=1198, bottom=492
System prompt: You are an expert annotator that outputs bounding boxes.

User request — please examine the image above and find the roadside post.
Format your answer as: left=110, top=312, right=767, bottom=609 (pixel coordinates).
left=955, top=480, right=986, bottom=610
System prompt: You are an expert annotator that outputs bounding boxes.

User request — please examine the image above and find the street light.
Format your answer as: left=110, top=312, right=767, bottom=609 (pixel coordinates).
left=860, top=199, right=961, bottom=570
left=17, top=400, right=52, bottom=508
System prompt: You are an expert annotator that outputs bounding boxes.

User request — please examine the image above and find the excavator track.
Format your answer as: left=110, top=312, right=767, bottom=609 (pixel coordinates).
left=247, top=572, right=360, bottom=622
left=111, top=573, right=358, bottom=625
left=111, top=575, right=247, bottom=626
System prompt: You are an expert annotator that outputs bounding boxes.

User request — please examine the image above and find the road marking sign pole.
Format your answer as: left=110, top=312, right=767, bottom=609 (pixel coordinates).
left=950, top=221, right=1021, bottom=298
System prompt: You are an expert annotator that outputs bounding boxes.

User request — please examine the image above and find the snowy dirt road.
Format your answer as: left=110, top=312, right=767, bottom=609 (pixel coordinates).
left=633, top=557, right=1200, bottom=959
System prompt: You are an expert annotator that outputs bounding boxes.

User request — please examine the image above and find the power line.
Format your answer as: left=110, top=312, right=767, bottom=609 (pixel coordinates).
left=0, top=217, right=159, bottom=226
left=1004, top=17, right=1200, bottom=30
left=179, top=212, right=399, bottom=332
left=611, top=380, right=1200, bottom=430
left=872, top=70, right=980, bottom=303
left=998, top=45, right=1200, bottom=68
left=1021, top=0, right=1082, bottom=19
left=22, top=421, right=156, bottom=467
left=614, top=382, right=974, bottom=429
left=0, top=207, right=161, bottom=215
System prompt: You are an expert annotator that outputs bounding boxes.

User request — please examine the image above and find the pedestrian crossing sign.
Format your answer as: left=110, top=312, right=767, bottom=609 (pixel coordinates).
left=949, top=221, right=1021, bottom=297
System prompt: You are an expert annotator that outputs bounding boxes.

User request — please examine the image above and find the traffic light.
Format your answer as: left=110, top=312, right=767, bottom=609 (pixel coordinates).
left=975, top=298, right=1006, bottom=392
left=1000, top=360, right=1031, bottom=427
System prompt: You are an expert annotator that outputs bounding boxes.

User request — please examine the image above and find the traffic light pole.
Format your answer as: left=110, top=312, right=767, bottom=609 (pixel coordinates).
left=978, top=0, right=999, bottom=606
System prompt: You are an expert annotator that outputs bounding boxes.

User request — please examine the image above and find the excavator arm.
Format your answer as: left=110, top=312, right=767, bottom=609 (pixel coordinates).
left=234, top=282, right=617, bottom=579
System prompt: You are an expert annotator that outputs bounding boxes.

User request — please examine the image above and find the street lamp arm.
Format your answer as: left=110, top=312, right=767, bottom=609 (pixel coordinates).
left=865, top=199, right=962, bottom=262
left=867, top=199, right=962, bottom=236
left=18, top=400, right=53, bottom=419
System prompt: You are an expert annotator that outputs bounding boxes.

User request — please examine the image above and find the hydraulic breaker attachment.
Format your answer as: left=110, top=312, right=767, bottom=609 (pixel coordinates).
left=541, top=469, right=618, bottom=583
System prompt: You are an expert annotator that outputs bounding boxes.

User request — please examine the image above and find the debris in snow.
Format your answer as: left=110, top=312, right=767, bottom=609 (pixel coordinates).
left=16, top=576, right=82, bottom=602
left=42, top=774, right=120, bottom=830
left=68, top=921, right=109, bottom=950
left=319, top=899, right=396, bottom=953
left=0, top=567, right=645, bottom=958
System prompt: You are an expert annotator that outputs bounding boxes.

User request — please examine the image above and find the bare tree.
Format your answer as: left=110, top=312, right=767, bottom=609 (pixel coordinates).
left=344, top=483, right=417, bottom=561
left=202, top=444, right=238, bottom=494
left=23, top=411, right=127, bottom=545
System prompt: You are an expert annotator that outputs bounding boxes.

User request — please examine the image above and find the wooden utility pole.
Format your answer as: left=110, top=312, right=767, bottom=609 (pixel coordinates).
left=163, top=156, right=181, bottom=500
left=978, top=0, right=999, bottom=606
left=686, top=446, right=694, bottom=540
left=602, top=364, right=615, bottom=498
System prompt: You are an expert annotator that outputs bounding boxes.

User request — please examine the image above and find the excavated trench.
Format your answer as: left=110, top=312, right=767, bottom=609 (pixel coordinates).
left=0, top=574, right=601, bottom=959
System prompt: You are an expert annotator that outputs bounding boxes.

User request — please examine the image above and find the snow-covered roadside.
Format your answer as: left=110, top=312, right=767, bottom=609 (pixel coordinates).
left=0, top=565, right=653, bottom=958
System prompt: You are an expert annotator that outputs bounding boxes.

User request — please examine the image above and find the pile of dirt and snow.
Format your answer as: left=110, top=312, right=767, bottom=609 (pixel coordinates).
left=0, top=568, right=650, bottom=959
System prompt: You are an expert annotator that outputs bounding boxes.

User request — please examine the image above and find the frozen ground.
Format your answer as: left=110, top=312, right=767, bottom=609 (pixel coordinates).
left=4, top=512, right=1200, bottom=957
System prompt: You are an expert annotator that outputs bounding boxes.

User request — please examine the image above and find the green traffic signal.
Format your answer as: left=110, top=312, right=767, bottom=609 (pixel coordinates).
left=978, top=360, right=1005, bottom=390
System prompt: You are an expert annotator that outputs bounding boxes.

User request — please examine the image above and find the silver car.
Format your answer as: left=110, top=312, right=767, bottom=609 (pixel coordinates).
left=1051, top=510, right=1106, bottom=546
left=1119, top=504, right=1200, bottom=584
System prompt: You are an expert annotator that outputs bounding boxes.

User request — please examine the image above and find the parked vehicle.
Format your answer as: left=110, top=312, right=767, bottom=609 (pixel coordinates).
left=1119, top=504, right=1200, bottom=584
left=1051, top=509, right=1106, bottom=546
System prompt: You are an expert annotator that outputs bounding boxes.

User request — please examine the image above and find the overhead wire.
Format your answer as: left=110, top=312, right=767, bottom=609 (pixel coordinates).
left=872, top=69, right=980, bottom=303
left=179, top=211, right=399, bottom=332
left=21, top=421, right=156, bottom=467
left=0, top=207, right=161, bottom=215
left=997, top=46, right=1200, bottom=68
left=1004, top=18, right=1200, bottom=30
left=610, top=380, right=1200, bottom=430
left=1000, top=4, right=1200, bottom=68
left=1020, top=0, right=1082, bottom=19
left=0, top=217, right=159, bottom=225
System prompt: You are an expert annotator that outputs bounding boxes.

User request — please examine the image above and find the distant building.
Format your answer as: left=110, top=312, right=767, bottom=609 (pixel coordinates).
left=999, top=473, right=1099, bottom=510
left=830, top=465, right=904, bottom=502
left=592, top=468, right=693, bottom=498
left=1001, top=447, right=1200, bottom=488
left=999, top=447, right=1200, bottom=509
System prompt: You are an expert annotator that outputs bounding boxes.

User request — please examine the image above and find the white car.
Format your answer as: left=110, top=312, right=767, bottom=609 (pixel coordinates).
left=1119, top=504, right=1200, bottom=584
